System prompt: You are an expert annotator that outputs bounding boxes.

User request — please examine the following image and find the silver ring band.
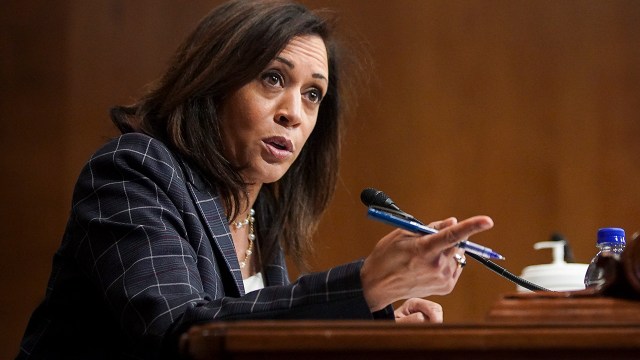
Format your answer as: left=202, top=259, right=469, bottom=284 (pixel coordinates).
left=454, top=254, right=466, bottom=268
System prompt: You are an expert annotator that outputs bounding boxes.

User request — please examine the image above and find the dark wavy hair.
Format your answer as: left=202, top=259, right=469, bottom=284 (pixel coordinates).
left=110, top=0, right=345, bottom=269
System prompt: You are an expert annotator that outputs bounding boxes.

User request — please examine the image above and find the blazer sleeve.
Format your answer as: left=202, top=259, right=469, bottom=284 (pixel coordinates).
left=69, top=134, right=392, bottom=356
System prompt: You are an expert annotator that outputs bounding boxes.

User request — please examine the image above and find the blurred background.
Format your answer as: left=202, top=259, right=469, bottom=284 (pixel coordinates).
left=2, top=0, right=640, bottom=357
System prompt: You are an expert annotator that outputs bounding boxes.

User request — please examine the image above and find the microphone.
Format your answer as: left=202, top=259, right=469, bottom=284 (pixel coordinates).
left=360, top=188, right=422, bottom=223
left=359, top=187, right=549, bottom=292
left=360, top=188, right=402, bottom=212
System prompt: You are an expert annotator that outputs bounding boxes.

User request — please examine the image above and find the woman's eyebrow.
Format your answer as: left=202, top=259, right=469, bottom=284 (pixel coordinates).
left=275, top=56, right=294, bottom=68
left=313, top=73, right=327, bottom=83
left=275, top=56, right=327, bottom=83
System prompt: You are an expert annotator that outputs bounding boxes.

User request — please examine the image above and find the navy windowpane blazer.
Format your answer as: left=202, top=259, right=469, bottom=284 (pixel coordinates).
left=17, top=133, right=392, bottom=360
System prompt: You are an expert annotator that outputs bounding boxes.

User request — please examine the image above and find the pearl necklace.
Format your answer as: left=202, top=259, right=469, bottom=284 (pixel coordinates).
left=232, top=209, right=256, bottom=269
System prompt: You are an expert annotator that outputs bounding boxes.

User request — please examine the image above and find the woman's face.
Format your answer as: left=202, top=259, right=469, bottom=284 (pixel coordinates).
left=219, top=35, right=329, bottom=186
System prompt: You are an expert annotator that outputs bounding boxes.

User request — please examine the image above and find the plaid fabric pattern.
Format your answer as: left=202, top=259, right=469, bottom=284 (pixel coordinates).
left=17, top=133, right=387, bottom=360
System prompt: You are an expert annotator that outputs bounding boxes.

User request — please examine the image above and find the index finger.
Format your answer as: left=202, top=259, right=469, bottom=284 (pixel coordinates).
left=421, top=215, right=494, bottom=252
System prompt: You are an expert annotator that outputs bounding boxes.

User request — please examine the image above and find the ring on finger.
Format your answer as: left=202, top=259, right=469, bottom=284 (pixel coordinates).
left=454, top=254, right=466, bottom=268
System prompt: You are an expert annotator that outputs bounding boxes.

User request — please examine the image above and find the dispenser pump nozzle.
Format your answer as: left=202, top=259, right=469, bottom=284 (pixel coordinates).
left=533, top=240, right=567, bottom=265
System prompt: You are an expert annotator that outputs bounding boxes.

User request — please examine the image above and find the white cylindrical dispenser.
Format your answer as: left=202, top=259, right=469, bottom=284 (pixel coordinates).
left=517, top=240, right=589, bottom=292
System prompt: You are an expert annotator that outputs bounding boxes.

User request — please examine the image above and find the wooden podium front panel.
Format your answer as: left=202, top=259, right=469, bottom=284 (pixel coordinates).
left=180, top=320, right=640, bottom=360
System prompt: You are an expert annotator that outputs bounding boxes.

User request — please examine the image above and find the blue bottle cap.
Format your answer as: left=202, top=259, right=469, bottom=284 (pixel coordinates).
left=597, top=227, right=625, bottom=245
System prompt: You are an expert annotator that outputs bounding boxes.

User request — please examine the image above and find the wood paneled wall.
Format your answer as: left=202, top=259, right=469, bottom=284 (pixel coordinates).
left=2, top=1, right=640, bottom=357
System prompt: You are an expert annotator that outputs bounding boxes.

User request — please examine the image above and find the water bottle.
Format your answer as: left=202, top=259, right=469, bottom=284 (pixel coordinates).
left=583, top=227, right=626, bottom=288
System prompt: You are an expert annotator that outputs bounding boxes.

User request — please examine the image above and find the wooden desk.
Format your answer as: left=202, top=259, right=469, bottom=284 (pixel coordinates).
left=487, top=291, right=640, bottom=324
left=180, top=319, right=640, bottom=360
left=180, top=238, right=640, bottom=359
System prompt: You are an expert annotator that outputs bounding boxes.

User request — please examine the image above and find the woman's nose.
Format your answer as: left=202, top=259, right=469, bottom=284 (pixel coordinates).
left=274, top=90, right=302, bottom=127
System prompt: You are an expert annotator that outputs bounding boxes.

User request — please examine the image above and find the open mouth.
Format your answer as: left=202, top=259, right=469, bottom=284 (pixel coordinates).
left=264, top=136, right=293, bottom=152
left=269, top=141, right=287, bottom=150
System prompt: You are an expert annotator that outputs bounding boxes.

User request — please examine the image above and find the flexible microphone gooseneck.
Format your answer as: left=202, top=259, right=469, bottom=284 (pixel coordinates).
left=360, top=188, right=550, bottom=292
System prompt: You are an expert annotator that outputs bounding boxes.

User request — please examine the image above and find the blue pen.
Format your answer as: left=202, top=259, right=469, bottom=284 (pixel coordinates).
left=367, top=207, right=505, bottom=260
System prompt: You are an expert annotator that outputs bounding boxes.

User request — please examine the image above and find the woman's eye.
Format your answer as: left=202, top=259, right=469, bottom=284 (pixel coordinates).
left=305, top=89, right=323, bottom=104
left=262, top=72, right=283, bottom=87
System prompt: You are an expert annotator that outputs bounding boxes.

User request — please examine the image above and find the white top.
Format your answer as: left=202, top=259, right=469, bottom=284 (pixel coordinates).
left=243, top=272, right=265, bottom=293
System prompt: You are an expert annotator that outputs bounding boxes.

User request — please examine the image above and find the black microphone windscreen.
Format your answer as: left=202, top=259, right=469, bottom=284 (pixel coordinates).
left=360, top=188, right=401, bottom=211
left=360, top=188, right=379, bottom=207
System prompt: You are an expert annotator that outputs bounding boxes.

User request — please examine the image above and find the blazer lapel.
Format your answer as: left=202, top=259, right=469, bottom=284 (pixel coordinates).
left=180, top=161, right=245, bottom=296
left=263, top=250, right=289, bottom=286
